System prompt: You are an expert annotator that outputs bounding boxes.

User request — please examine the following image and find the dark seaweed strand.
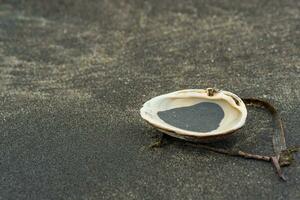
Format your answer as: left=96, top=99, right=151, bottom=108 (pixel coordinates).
left=241, top=98, right=300, bottom=180
left=242, top=98, right=289, bottom=180
left=186, top=143, right=271, bottom=162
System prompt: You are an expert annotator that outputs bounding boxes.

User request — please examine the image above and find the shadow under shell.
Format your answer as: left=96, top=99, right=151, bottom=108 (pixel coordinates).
left=157, top=102, right=225, bottom=133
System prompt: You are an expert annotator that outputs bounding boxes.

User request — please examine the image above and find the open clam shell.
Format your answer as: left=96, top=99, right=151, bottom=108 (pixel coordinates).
left=140, top=88, right=247, bottom=142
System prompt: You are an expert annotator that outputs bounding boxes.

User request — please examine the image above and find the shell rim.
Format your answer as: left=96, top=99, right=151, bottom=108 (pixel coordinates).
left=140, top=89, right=247, bottom=138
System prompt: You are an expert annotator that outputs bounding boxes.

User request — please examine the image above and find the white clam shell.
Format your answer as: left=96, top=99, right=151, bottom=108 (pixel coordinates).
left=140, top=89, right=247, bottom=142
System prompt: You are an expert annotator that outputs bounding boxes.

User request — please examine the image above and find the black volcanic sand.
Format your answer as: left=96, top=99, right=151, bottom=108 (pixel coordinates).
left=0, top=1, right=300, bottom=200
left=158, top=102, right=224, bottom=132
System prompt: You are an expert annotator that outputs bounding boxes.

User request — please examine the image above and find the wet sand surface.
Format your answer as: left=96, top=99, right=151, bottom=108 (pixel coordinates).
left=0, top=1, right=299, bottom=199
